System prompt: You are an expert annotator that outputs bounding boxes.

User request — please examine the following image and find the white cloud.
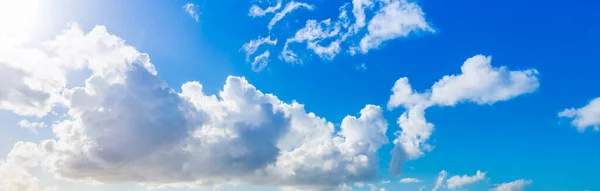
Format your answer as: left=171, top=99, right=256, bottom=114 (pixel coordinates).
left=242, top=36, right=277, bottom=60
left=358, top=0, right=433, bottom=53
left=249, top=0, right=282, bottom=17
left=431, top=170, right=447, bottom=191
left=268, top=1, right=314, bottom=30
left=399, top=178, right=421, bottom=184
left=183, top=3, right=200, bottom=22
left=559, top=97, right=600, bottom=132
left=0, top=142, right=57, bottom=191
left=250, top=50, right=271, bottom=72
left=430, top=55, right=540, bottom=106
left=17, top=120, right=47, bottom=133
left=491, top=179, right=532, bottom=191
left=350, top=0, right=373, bottom=34
left=387, top=55, right=539, bottom=175
left=446, top=170, right=486, bottom=190
left=0, top=24, right=390, bottom=190
left=381, top=180, right=390, bottom=184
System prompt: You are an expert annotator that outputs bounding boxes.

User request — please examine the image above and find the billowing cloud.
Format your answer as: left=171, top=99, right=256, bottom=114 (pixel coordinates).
left=398, top=178, right=421, bottom=184
left=1, top=24, right=389, bottom=190
left=491, top=179, right=532, bottom=191
left=249, top=0, right=282, bottom=17
left=358, top=0, right=433, bottom=53
left=0, top=142, right=56, bottom=191
left=446, top=170, right=486, bottom=190
left=559, top=97, right=600, bottom=132
left=183, top=3, right=200, bottom=22
left=387, top=55, right=539, bottom=175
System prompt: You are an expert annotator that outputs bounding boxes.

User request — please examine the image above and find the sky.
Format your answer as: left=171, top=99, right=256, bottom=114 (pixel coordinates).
left=0, top=0, right=599, bottom=191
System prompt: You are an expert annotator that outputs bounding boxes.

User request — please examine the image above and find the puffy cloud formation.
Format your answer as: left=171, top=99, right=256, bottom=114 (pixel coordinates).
left=398, top=178, right=421, bottom=184
left=244, top=0, right=434, bottom=68
left=0, top=142, right=56, bottom=191
left=559, top=97, right=600, bottom=132
left=491, top=179, right=532, bottom=191
left=387, top=55, right=539, bottom=175
left=446, top=170, right=486, bottom=190
left=182, top=3, right=200, bottom=22
left=1, top=24, right=389, bottom=190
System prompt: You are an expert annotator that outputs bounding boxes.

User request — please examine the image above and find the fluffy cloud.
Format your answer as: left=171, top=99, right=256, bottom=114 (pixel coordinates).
left=182, top=3, right=200, bottom=22
left=387, top=55, right=539, bottom=175
left=398, top=178, right=421, bottom=184
left=358, top=0, right=433, bottom=53
left=268, top=1, right=314, bottom=30
left=1, top=24, right=389, bottom=190
left=432, top=170, right=447, bottom=191
left=559, top=97, right=600, bottom=132
left=491, top=179, right=532, bottom=191
left=0, top=142, right=56, bottom=191
left=446, top=170, right=486, bottom=190
left=249, top=0, right=282, bottom=17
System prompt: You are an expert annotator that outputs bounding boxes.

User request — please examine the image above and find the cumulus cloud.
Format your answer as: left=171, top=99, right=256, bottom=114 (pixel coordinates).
left=0, top=142, right=57, bottom=191
left=358, top=0, right=433, bottom=53
left=446, top=170, right=486, bottom=190
left=559, top=97, right=600, bottom=132
left=268, top=1, right=314, bottom=30
left=0, top=24, right=390, bottom=190
left=387, top=55, right=539, bottom=175
left=249, top=0, right=282, bottom=17
left=183, top=3, right=200, bottom=22
left=18, top=120, right=47, bottom=133
left=399, top=178, right=421, bottom=184
left=491, top=179, right=532, bottom=191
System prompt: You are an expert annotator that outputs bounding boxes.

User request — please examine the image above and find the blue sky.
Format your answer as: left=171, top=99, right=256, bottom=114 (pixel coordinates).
left=0, top=0, right=599, bottom=191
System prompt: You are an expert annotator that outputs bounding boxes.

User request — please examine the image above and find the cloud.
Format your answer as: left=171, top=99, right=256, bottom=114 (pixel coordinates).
left=0, top=24, right=390, bottom=190
left=268, top=1, right=314, bottom=30
left=249, top=0, right=282, bottom=17
left=358, top=0, right=433, bottom=53
left=399, top=178, right=421, bottom=184
left=350, top=0, right=373, bottom=34
left=250, top=50, right=271, bottom=72
left=183, top=3, right=200, bottom=22
left=431, top=170, right=447, bottom=191
left=0, top=142, right=57, bottom=191
left=387, top=55, right=539, bottom=175
left=446, top=170, right=486, bottom=190
left=17, top=120, right=47, bottom=134
left=491, top=179, right=532, bottom=191
left=559, top=97, right=600, bottom=132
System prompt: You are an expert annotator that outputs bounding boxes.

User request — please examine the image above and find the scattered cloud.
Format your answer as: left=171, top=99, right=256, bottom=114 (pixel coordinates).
left=559, top=97, right=600, bottom=132
left=446, top=170, right=486, bottom=190
left=387, top=55, right=539, bottom=175
left=491, top=179, right=532, bottom=191
left=183, top=3, right=200, bottom=22
left=432, top=170, right=447, bottom=191
left=249, top=0, right=282, bottom=17
left=399, top=178, right=421, bottom=184
left=381, top=180, right=390, bottom=184
left=355, top=63, right=367, bottom=71
left=268, top=1, right=314, bottom=30
left=242, top=36, right=277, bottom=71
left=250, top=50, right=271, bottom=72
left=17, top=120, right=47, bottom=134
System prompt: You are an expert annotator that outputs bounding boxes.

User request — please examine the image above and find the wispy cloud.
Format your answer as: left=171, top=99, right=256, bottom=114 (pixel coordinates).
left=182, top=3, right=200, bottom=22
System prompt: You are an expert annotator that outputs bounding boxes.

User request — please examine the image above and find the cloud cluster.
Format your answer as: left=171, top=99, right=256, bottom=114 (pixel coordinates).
left=1, top=24, right=390, bottom=191
left=559, top=97, right=600, bottom=132
left=244, top=0, right=434, bottom=70
left=387, top=55, right=539, bottom=175
left=0, top=142, right=56, bottom=191
left=446, top=170, right=486, bottom=189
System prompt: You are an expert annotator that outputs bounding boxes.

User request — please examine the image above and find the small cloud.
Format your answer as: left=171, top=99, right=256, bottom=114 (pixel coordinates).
left=355, top=63, right=367, bottom=71
left=182, top=3, right=200, bottom=22
left=17, top=120, right=47, bottom=134
left=381, top=180, right=391, bottom=184
left=399, top=178, right=421, bottom=184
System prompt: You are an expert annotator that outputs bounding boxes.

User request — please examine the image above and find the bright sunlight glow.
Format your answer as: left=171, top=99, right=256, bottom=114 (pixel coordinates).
left=0, top=0, right=40, bottom=42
